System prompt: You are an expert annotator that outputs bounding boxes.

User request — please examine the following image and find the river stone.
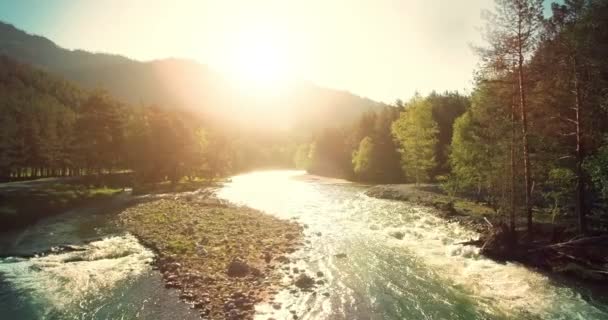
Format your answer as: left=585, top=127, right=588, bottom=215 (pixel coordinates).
left=389, top=231, right=405, bottom=240
left=226, top=259, right=250, bottom=277
left=264, top=251, right=272, bottom=263
left=294, top=274, right=315, bottom=289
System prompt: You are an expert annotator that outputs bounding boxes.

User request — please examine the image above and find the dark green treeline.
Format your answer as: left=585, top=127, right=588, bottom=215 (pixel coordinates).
left=0, top=55, right=231, bottom=183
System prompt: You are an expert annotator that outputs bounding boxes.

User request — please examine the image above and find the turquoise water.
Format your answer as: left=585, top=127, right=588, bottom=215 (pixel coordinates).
left=218, top=170, right=608, bottom=320
left=0, top=196, right=199, bottom=320
left=0, top=170, right=607, bottom=319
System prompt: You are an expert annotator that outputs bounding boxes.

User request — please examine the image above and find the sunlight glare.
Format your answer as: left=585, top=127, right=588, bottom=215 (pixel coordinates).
left=224, top=28, right=291, bottom=88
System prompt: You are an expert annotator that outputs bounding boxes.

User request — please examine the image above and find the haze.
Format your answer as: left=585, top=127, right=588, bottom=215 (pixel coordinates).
left=0, top=0, right=500, bottom=102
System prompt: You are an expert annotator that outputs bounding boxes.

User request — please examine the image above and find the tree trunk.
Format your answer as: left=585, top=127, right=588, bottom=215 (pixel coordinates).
left=573, top=56, right=586, bottom=235
left=518, top=44, right=533, bottom=235
left=511, top=79, right=517, bottom=233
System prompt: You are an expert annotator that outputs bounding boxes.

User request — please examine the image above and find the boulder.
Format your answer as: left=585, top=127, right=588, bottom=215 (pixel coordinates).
left=294, top=274, right=315, bottom=289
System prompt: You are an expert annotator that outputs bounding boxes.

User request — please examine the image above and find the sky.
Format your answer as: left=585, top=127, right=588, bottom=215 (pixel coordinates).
left=0, top=0, right=556, bottom=103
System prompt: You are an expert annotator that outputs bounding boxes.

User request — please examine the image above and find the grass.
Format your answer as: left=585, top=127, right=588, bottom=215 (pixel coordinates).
left=167, top=236, right=196, bottom=255
left=0, top=180, right=123, bottom=231
left=131, top=177, right=218, bottom=195
left=0, top=173, right=220, bottom=231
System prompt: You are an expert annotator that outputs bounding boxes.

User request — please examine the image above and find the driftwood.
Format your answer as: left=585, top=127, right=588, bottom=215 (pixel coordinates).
left=526, top=235, right=608, bottom=280
left=541, top=235, right=608, bottom=249
left=456, top=239, right=484, bottom=246
left=483, top=217, right=494, bottom=229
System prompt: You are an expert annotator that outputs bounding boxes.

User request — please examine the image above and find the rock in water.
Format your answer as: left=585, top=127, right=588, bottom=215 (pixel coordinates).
left=227, top=259, right=250, bottom=277
left=294, top=274, right=315, bottom=289
left=389, top=231, right=405, bottom=240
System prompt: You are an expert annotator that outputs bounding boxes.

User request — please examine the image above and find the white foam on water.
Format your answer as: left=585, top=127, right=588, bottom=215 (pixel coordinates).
left=0, top=234, right=154, bottom=314
left=370, top=200, right=606, bottom=319
left=219, top=170, right=608, bottom=320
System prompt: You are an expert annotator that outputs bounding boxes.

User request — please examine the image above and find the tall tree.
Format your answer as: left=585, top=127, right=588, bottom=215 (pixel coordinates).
left=427, top=91, right=469, bottom=176
left=352, top=136, right=375, bottom=181
left=392, top=97, right=439, bottom=184
left=542, top=0, right=589, bottom=233
left=535, top=0, right=608, bottom=233
left=450, top=83, right=512, bottom=209
left=481, top=0, right=544, bottom=234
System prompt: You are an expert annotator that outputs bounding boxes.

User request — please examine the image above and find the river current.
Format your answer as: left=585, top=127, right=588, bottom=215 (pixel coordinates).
left=0, top=170, right=607, bottom=319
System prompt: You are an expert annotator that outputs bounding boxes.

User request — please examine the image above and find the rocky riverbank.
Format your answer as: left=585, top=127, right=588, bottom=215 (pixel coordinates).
left=118, top=191, right=304, bottom=319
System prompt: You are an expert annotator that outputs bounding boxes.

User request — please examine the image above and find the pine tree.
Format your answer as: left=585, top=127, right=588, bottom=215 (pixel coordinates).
left=480, top=0, right=544, bottom=234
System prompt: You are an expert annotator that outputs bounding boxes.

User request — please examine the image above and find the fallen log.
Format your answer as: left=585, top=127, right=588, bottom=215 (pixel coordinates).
left=456, top=239, right=484, bottom=246
left=529, top=235, right=608, bottom=252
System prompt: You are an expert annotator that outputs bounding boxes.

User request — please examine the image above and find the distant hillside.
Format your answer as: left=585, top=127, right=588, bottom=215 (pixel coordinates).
left=0, top=21, right=386, bottom=132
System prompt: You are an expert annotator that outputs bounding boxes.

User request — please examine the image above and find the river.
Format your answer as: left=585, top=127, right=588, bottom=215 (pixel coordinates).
left=1, top=170, right=607, bottom=319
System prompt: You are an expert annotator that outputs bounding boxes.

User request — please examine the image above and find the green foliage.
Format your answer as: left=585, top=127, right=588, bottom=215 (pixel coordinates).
left=543, top=168, right=576, bottom=221
left=391, top=96, right=439, bottom=184
left=293, top=144, right=311, bottom=170
left=0, top=178, right=122, bottom=231
left=585, top=140, right=608, bottom=201
left=0, top=55, right=230, bottom=183
left=74, top=90, right=126, bottom=171
left=449, top=84, right=511, bottom=203
left=307, top=128, right=353, bottom=178
left=427, top=91, right=469, bottom=175
left=349, top=107, right=404, bottom=182
left=438, top=175, right=461, bottom=199
left=352, top=136, right=375, bottom=180
left=306, top=93, right=463, bottom=184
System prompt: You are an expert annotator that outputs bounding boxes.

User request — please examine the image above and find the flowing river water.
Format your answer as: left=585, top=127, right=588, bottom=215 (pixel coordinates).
left=1, top=170, right=607, bottom=319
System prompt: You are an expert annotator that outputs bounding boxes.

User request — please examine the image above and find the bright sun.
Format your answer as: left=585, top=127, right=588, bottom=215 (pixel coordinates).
left=224, top=28, right=291, bottom=87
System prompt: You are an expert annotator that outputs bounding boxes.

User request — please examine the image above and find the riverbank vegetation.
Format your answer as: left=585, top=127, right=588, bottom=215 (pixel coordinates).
left=297, top=0, right=608, bottom=278
left=0, top=176, right=123, bottom=231
left=0, top=56, right=234, bottom=184
left=1, top=0, right=608, bottom=290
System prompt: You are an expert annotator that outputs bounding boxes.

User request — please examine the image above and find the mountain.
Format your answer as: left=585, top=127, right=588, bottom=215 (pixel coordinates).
left=0, top=21, right=386, bottom=132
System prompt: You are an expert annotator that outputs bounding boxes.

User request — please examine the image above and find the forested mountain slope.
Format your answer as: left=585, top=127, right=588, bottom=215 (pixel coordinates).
left=0, top=22, right=385, bottom=132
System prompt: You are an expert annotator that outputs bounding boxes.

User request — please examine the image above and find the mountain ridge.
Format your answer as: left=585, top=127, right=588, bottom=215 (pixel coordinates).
left=0, top=21, right=387, bottom=131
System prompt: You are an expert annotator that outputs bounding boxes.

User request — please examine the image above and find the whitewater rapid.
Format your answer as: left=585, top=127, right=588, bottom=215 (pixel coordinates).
left=0, top=170, right=606, bottom=319
left=218, top=170, right=608, bottom=320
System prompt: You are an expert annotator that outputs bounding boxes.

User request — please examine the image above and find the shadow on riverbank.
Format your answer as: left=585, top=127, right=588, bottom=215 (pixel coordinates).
left=0, top=174, right=220, bottom=232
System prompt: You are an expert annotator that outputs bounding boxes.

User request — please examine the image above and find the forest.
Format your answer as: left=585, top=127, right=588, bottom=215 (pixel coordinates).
left=0, top=55, right=234, bottom=184
left=299, top=0, right=608, bottom=237
left=3, top=1, right=608, bottom=319
left=1, top=0, right=608, bottom=237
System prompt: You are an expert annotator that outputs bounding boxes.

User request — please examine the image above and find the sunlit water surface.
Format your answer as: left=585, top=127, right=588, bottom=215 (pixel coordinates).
left=1, top=170, right=607, bottom=319
left=218, top=170, right=608, bottom=320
